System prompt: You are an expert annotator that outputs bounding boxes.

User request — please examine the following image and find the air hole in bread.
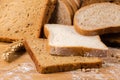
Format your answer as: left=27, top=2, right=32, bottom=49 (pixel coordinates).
left=7, top=28, right=10, bottom=31
left=4, top=14, right=7, bottom=17
left=80, top=23, right=83, bottom=25
left=26, top=24, right=30, bottom=28
left=20, top=29, right=23, bottom=31
left=22, top=0, right=25, bottom=3
left=39, top=49, right=41, bottom=52
left=81, top=65, right=84, bottom=69
left=5, top=4, right=8, bottom=7
left=44, top=57, right=47, bottom=59
left=30, top=33, right=33, bottom=35
left=74, top=59, right=77, bottom=61
left=109, top=0, right=114, bottom=3
left=27, top=13, right=29, bottom=17
left=97, top=64, right=100, bottom=67
left=26, top=23, right=33, bottom=28
left=14, top=30, right=19, bottom=33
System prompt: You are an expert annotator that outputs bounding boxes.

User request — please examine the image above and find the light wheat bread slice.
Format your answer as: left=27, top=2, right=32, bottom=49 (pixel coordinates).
left=74, top=3, right=120, bottom=36
left=24, top=38, right=102, bottom=74
left=49, top=0, right=73, bottom=25
left=44, top=24, right=108, bottom=56
left=0, top=0, right=56, bottom=42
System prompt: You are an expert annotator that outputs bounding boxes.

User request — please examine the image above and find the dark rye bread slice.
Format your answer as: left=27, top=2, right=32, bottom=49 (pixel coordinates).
left=101, top=33, right=120, bottom=47
left=74, top=3, right=120, bottom=36
left=0, top=0, right=56, bottom=42
left=44, top=24, right=108, bottom=57
left=24, top=38, right=102, bottom=74
left=49, top=0, right=73, bottom=25
left=81, top=0, right=120, bottom=7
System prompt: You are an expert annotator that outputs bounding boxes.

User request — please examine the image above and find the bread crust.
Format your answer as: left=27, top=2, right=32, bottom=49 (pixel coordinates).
left=74, top=20, right=120, bottom=36
left=24, top=39, right=43, bottom=73
left=81, top=0, right=120, bottom=7
left=49, top=46, right=107, bottom=57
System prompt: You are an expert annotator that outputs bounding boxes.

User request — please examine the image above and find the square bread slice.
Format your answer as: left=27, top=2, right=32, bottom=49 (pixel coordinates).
left=24, top=38, right=102, bottom=74
left=44, top=24, right=108, bottom=57
left=0, top=0, right=56, bottom=42
left=74, top=3, right=120, bottom=36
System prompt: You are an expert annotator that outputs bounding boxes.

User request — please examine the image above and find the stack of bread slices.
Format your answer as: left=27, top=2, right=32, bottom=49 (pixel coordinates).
left=0, top=0, right=120, bottom=74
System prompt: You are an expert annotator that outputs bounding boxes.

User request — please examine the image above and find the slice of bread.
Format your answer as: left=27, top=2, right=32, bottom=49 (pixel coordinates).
left=74, top=3, right=120, bottom=36
left=0, top=0, right=56, bottom=42
left=49, top=0, right=73, bottom=25
left=101, top=33, right=120, bottom=47
left=44, top=24, right=108, bottom=56
left=24, top=38, right=102, bottom=74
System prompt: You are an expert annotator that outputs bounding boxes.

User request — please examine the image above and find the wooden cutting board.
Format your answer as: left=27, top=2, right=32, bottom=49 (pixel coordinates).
left=0, top=42, right=120, bottom=80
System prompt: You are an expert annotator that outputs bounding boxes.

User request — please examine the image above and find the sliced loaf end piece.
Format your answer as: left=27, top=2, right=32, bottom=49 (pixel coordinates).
left=74, top=3, right=120, bottom=36
left=24, top=38, right=102, bottom=74
left=44, top=24, right=108, bottom=57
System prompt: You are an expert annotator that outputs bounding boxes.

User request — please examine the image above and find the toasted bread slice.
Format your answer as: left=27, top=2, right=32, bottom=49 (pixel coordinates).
left=0, top=0, right=56, bottom=42
left=24, top=38, right=102, bottom=74
left=44, top=24, right=108, bottom=57
left=74, top=3, right=120, bottom=36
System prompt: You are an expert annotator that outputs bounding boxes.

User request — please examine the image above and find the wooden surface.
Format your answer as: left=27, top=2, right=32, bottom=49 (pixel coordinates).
left=0, top=42, right=120, bottom=80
